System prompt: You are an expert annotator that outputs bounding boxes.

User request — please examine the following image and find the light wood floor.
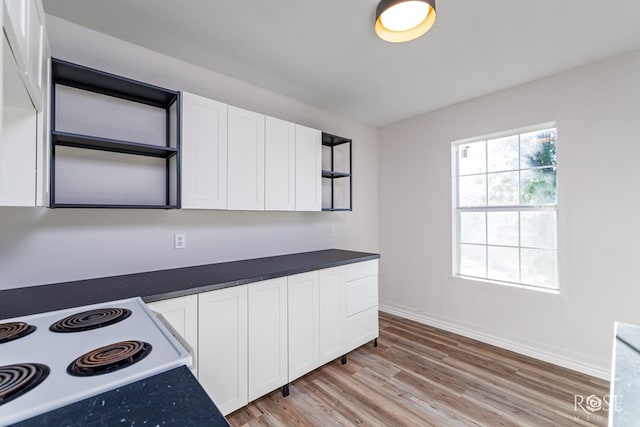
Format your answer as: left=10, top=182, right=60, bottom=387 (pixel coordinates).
left=227, top=312, right=610, bottom=427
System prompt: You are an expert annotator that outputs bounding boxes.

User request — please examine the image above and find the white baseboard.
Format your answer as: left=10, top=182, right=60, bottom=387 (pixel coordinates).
left=379, top=304, right=610, bottom=380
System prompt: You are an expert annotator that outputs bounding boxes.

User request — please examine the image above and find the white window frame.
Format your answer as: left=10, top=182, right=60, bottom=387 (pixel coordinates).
left=451, top=123, right=559, bottom=292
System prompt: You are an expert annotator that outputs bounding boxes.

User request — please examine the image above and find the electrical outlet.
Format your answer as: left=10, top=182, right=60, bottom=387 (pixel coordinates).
left=330, top=225, right=336, bottom=237
left=174, top=233, right=186, bottom=249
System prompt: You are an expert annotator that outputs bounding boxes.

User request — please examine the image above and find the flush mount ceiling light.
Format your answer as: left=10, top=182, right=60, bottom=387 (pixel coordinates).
left=375, top=0, right=436, bottom=43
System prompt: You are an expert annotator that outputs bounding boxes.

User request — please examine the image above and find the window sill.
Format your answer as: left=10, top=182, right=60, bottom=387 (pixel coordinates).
left=453, top=274, right=560, bottom=294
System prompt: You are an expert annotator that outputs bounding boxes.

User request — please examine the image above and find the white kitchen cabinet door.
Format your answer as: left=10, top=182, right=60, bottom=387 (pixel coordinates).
left=35, top=36, right=50, bottom=207
left=248, top=278, right=288, bottom=401
left=147, top=295, right=199, bottom=377
left=319, top=266, right=346, bottom=365
left=345, top=306, right=379, bottom=354
left=287, top=271, right=320, bottom=382
left=181, top=92, right=228, bottom=209
left=345, top=275, right=378, bottom=317
left=264, top=116, right=295, bottom=211
left=227, top=106, right=265, bottom=210
left=294, top=124, right=321, bottom=211
left=0, top=36, right=37, bottom=207
left=198, top=286, right=248, bottom=416
left=4, top=0, right=44, bottom=110
left=3, top=0, right=29, bottom=73
left=25, top=0, right=43, bottom=110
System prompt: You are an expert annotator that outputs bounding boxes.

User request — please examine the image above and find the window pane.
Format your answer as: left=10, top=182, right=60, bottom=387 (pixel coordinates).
left=460, top=212, right=486, bottom=244
left=520, top=167, right=556, bottom=205
left=457, top=141, right=486, bottom=176
left=488, top=246, right=519, bottom=283
left=521, top=211, right=557, bottom=249
left=487, top=211, right=518, bottom=246
left=487, top=136, right=518, bottom=172
left=520, top=129, right=556, bottom=169
left=459, top=244, right=486, bottom=278
left=459, top=175, right=486, bottom=207
left=488, top=171, right=519, bottom=205
left=521, top=248, right=557, bottom=288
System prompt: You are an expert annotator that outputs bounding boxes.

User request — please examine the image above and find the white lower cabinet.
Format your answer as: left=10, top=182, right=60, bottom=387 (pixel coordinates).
left=148, top=259, right=378, bottom=415
left=287, top=271, right=320, bottom=382
left=344, top=260, right=379, bottom=354
left=198, top=285, right=248, bottom=416
left=146, top=295, right=199, bottom=376
left=345, top=306, right=379, bottom=353
left=248, top=277, right=288, bottom=401
left=319, top=266, right=346, bottom=365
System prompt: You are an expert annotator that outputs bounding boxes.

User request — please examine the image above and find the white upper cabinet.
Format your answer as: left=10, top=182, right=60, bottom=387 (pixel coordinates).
left=265, top=116, right=295, bottom=211
left=0, top=41, right=36, bottom=206
left=227, top=106, right=265, bottom=210
left=295, top=124, right=322, bottom=211
left=181, top=92, right=228, bottom=209
left=3, top=0, right=28, bottom=73
left=3, top=0, right=45, bottom=110
left=25, top=0, right=44, bottom=110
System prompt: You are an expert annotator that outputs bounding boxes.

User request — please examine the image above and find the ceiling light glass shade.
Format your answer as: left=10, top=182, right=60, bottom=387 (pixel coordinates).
left=375, top=0, right=436, bottom=43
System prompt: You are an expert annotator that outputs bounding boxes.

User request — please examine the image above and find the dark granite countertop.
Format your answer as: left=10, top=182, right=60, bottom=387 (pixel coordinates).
left=10, top=366, right=228, bottom=427
left=0, top=249, right=379, bottom=318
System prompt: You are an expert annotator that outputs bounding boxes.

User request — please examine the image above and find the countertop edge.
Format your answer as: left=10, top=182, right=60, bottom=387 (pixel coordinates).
left=1, top=249, right=380, bottom=318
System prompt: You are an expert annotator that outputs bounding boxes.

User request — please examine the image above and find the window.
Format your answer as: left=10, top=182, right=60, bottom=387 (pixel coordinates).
left=452, top=125, right=558, bottom=290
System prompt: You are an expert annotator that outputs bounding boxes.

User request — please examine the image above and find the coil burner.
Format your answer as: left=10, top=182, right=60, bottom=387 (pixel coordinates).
left=0, top=363, right=49, bottom=406
left=49, top=308, right=132, bottom=333
left=67, top=340, right=152, bottom=377
left=0, top=322, right=36, bottom=344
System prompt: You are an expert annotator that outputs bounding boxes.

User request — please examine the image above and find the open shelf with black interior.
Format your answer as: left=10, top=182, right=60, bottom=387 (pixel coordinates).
left=322, top=132, right=352, bottom=211
left=50, top=58, right=181, bottom=209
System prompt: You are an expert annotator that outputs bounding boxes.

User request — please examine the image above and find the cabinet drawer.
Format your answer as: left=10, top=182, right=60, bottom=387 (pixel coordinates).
left=345, top=275, right=378, bottom=317
left=345, top=260, right=378, bottom=281
left=345, top=307, right=378, bottom=353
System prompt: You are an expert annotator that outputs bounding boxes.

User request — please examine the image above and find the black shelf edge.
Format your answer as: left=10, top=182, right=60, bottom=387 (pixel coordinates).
left=322, top=208, right=352, bottom=212
left=52, top=131, right=177, bottom=158
left=322, top=132, right=352, bottom=147
left=322, top=170, right=351, bottom=178
left=51, top=203, right=179, bottom=209
left=52, top=58, right=178, bottom=108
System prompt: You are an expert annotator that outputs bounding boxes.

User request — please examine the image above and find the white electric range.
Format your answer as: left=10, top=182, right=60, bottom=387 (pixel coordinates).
left=0, top=297, right=192, bottom=426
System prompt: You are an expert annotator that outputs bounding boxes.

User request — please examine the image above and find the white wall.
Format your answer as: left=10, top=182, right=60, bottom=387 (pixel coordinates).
left=0, top=16, right=378, bottom=289
left=378, top=48, right=640, bottom=378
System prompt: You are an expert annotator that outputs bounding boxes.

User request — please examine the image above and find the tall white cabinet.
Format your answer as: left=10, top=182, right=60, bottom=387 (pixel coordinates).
left=181, top=92, right=228, bottom=209
left=198, top=285, right=248, bottom=416
left=227, top=106, right=265, bottom=210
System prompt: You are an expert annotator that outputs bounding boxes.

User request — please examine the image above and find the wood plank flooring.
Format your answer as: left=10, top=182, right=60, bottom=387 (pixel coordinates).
left=227, top=312, right=610, bottom=427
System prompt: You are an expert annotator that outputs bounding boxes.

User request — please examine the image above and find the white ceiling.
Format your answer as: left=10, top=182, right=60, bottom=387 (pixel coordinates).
left=44, top=0, right=640, bottom=127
